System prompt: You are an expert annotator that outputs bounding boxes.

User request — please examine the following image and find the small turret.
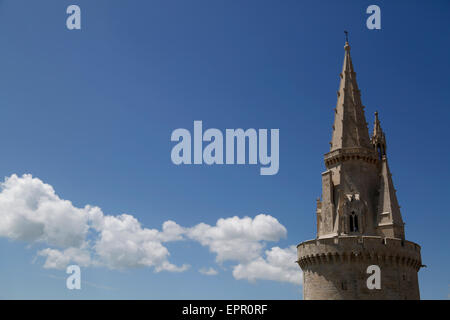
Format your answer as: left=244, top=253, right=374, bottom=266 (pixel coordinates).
left=371, top=111, right=387, bottom=159
left=377, top=155, right=405, bottom=239
left=371, top=112, right=405, bottom=239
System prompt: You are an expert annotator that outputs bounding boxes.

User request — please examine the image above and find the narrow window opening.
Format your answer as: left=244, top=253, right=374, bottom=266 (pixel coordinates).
left=377, top=144, right=382, bottom=160
left=349, top=211, right=358, bottom=232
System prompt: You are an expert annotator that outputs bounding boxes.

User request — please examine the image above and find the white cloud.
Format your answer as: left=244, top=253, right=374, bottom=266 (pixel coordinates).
left=199, top=267, right=219, bottom=276
left=0, top=174, right=90, bottom=248
left=232, top=246, right=302, bottom=285
left=0, top=174, right=187, bottom=272
left=186, top=215, right=298, bottom=285
left=37, top=247, right=92, bottom=270
left=93, top=213, right=188, bottom=271
left=187, top=215, right=287, bottom=263
left=0, top=174, right=300, bottom=286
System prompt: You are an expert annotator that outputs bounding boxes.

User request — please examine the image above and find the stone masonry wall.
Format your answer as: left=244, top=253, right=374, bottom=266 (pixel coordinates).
left=297, top=236, right=421, bottom=300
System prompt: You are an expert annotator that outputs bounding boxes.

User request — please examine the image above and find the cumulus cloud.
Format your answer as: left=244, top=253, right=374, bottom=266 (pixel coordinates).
left=232, top=246, right=302, bottom=285
left=187, top=215, right=287, bottom=263
left=186, top=215, right=299, bottom=284
left=0, top=174, right=187, bottom=272
left=93, top=214, right=188, bottom=271
left=199, top=267, right=219, bottom=276
left=0, top=174, right=300, bottom=286
left=0, top=174, right=90, bottom=247
left=37, top=247, right=92, bottom=270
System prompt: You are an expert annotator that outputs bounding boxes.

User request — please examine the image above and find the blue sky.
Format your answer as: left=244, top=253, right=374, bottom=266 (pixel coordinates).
left=0, top=0, right=449, bottom=299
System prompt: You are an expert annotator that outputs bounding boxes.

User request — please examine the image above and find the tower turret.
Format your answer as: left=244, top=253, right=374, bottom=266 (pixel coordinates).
left=319, top=39, right=380, bottom=239
left=297, top=36, right=422, bottom=300
left=371, top=112, right=405, bottom=239
left=371, top=111, right=387, bottom=159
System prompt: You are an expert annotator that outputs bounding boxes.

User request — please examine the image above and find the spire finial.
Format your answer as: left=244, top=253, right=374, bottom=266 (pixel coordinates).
left=374, top=111, right=381, bottom=130
left=344, top=31, right=350, bottom=51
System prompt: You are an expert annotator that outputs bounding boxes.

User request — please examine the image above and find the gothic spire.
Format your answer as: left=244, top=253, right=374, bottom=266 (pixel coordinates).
left=377, top=156, right=405, bottom=239
left=371, top=112, right=404, bottom=239
left=330, top=39, right=371, bottom=151
left=371, top=111, right=387, bottom=158
left=373, top=111, right=382, bottom=137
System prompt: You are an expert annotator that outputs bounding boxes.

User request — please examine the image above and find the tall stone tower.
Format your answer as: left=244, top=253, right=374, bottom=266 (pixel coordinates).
left=297, top=39, right=423, bottom=300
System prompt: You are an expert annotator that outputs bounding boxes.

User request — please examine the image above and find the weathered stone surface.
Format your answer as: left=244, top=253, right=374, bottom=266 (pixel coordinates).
left=298, top=236, right=421, bottom=299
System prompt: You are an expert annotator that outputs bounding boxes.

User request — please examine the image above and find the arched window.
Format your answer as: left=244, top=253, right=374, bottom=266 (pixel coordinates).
left=349, top=211, right=359, bottom=232
left=377, top=144, right=382, bottom=160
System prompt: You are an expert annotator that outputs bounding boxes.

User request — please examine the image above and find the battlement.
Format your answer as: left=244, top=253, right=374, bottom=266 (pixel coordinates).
left=297, top=236, right=422, bottom=271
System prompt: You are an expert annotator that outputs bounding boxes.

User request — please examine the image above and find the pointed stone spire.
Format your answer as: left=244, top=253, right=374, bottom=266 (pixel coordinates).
left=377, top=156, right=405, bottom=239
left=373, top=111, right=382, bottom=137
left=372, top=112, right=404, bottom=239
left=330, top=37, right=371, bottom=151
left=371, top=111, right=387, bottom=158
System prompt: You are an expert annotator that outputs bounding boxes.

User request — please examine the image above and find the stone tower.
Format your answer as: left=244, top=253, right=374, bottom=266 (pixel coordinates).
left=297, top=40, right=423, bottom=300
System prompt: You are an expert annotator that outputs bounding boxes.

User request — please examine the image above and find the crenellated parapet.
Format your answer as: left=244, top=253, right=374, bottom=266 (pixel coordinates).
left=297, top=236, right=422, bottom=271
